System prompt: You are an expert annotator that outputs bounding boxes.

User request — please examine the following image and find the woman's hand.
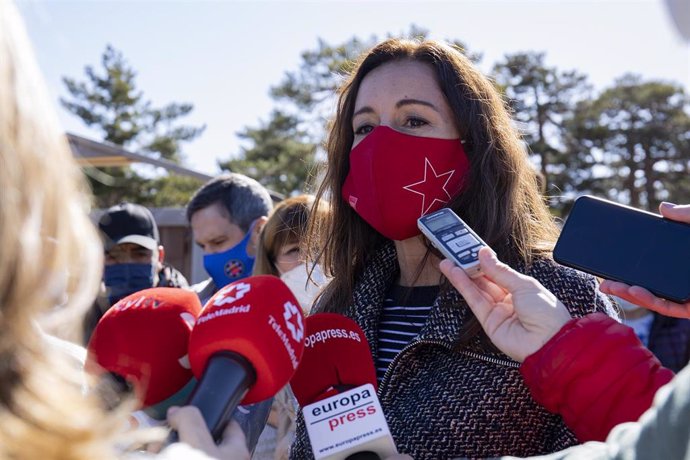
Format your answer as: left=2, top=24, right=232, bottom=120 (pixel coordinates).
left=439, top=248, right=572, bottom=362
left=167, top=406, right=250, bottom=460
left=600, top=280, right=690, bottom=319
left=599, top=202, right=690, bottom=319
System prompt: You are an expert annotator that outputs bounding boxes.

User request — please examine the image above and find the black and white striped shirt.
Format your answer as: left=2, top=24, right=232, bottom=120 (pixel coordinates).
left=376, top=285, right=439, bottom=383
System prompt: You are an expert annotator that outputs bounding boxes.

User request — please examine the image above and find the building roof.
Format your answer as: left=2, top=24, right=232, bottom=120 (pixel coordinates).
left=67, top=132, right=285, bottom=202
left=67, top=132, right=214, bottom=181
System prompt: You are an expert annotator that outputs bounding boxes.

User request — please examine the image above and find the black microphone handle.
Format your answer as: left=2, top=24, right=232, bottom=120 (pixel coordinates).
left=169, top=350, right=256, bottom=444
left=345, top=452, right=381, bottom=460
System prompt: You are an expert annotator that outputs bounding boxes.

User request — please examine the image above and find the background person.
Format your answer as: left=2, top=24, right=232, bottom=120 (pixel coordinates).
left=253, top=194, right=329, bottom=313
left=251, top=195, right=330, bottom=460
left=186, top=173, right=272, bottom=304
left=292, top=38, right=617, bottom=460
left=83, top=202, right=190, bottom=343
left=185, top=173, right=274, bottom=456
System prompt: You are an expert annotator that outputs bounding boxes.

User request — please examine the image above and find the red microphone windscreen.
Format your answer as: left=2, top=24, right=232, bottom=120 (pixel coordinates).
left=86, top=287, right=201, bottom=407
left=188, top=275, right=305, bottom=404
left=290, top=313, right=377, bottom=406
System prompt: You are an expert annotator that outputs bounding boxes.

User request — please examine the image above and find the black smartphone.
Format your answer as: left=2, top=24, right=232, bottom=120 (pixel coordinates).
left=553, top=195, right=690, bottom=304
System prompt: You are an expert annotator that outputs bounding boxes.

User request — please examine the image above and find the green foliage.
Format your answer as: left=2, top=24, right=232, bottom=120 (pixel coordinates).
left=62, top=45, right=205, bottom=208
left=565, top=75, right=690, bottom=210
left=219, top=110, right=317, bottom=196
left=270, top=36, right=367, bottom=116
left=492, top=52, right=591, bottom=209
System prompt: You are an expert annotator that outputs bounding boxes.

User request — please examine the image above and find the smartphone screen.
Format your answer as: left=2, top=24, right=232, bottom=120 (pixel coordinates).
left=553, top=195, right=690, bottom=303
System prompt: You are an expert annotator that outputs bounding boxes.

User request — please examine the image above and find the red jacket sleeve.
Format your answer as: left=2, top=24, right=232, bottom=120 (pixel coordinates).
left=520, top=312, right=674, bottom=442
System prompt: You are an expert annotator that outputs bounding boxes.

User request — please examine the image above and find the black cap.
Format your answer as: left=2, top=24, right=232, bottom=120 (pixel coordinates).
left=98, top=203, right=160, bottom=251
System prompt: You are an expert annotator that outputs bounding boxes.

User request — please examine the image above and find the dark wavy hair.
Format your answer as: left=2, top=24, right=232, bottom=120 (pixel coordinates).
left=308, top=38, right=559, bottom=344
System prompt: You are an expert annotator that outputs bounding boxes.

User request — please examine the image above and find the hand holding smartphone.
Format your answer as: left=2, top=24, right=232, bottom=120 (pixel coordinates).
left=418, top=208, right=489, bottom=278
left=554, top=196, right=690, bottom=304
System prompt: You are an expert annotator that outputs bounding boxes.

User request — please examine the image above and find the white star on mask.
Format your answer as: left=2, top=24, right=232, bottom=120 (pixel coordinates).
left=402, top=157, right=456, bottom=216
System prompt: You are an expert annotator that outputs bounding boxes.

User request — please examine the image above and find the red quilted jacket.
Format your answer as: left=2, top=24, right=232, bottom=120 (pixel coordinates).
left=521, top=312, right=675, bottom=442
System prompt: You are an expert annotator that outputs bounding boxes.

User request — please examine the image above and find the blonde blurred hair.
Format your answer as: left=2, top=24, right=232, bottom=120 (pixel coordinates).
left=0, top=3, right=126, bottom=458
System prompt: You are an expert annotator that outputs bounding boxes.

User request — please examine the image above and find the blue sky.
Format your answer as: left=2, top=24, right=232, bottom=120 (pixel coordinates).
left=18, top=0, right=690, bottom=175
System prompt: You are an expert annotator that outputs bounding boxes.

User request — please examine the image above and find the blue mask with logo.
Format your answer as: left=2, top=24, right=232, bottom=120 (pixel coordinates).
left=103, top=263, right=156, bottom=305
left=203, top=223, right=255, bottom=288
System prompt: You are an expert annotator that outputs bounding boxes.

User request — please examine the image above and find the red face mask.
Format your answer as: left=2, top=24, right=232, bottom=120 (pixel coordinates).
left=341, top=126, right=470, bottom=241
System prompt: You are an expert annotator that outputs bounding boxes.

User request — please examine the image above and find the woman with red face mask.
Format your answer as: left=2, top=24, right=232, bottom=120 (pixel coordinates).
left=291, top=39, right=618, bottom=460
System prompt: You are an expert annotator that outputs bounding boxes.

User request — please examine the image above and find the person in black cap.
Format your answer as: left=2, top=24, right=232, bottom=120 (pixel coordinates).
left=83, top=202, right=189, bottom=343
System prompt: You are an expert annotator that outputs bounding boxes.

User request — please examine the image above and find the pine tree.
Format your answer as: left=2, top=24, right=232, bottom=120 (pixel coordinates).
left=565, top=75, right=690, bottom=210
left=493, top=52, right=591, bottom=210
left=61, top=45, right=205, bottom=207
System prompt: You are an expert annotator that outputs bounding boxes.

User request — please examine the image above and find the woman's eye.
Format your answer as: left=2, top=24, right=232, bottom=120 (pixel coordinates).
left=354, top=124, right=374, bottom=135
left=406, top=117, right=428, bottom=128
left=281, top=246, right=299, bottom=257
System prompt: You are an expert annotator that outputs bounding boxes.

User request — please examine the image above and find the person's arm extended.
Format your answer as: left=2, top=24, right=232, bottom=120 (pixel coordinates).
left=500, top=364, right=690, bottom=460
left=440, top=249, right=674, bottom=441
left=520, top=312, right=673, bottom=441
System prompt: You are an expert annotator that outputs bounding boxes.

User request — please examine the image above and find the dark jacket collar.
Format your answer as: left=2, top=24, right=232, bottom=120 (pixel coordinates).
left=348, top=242, right=475, bottom=362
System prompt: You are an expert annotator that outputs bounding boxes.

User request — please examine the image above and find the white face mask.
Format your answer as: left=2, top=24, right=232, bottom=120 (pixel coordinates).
left=280, top=263, right=328, bottom=313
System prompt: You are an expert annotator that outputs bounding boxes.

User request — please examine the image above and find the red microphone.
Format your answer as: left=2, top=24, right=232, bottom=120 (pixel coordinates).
left=86, top=288, right=201, bottom=411
left=186, top=275, right=306, bottom=442
left=290, top=313, right=398, bottom=460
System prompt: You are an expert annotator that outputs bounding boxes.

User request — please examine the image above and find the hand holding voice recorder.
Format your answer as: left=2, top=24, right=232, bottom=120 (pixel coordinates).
left=418, top=208, right=489, bottom=278
left=553, top=195, right=690, bottom=304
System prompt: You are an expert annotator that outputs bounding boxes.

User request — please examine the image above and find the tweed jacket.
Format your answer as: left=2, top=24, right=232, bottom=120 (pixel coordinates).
left=289, top=242, right=618, bottom=460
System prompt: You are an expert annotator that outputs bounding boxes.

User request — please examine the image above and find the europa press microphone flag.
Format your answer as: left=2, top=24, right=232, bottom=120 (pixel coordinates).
left=290, top=313, right=398, bottom=460
left=86, top=287, right=201, bottom=415
left=185, top=275, right=306, bottom=442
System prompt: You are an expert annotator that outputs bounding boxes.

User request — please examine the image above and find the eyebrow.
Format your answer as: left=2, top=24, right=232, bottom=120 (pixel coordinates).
left=397, top=98, right=440, bottom=113
left=353, top=98, right=441, bottom=118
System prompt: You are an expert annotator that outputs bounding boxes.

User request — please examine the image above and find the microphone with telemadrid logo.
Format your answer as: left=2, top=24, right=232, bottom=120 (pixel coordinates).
left=86, top=287, right=202, bottom=419
left=290, top=313, right=398, bottom=460
left=184, top=275, right=306, bottom=443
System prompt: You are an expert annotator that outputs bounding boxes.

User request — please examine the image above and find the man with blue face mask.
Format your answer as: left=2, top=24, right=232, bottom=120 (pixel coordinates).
left=186, top=173, right=273, bottom=456
left=100, top=203, right=164, bottom=302
left=187, top=173, right=272, bottom=304
left=83, top=203, right=190, bottom=343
